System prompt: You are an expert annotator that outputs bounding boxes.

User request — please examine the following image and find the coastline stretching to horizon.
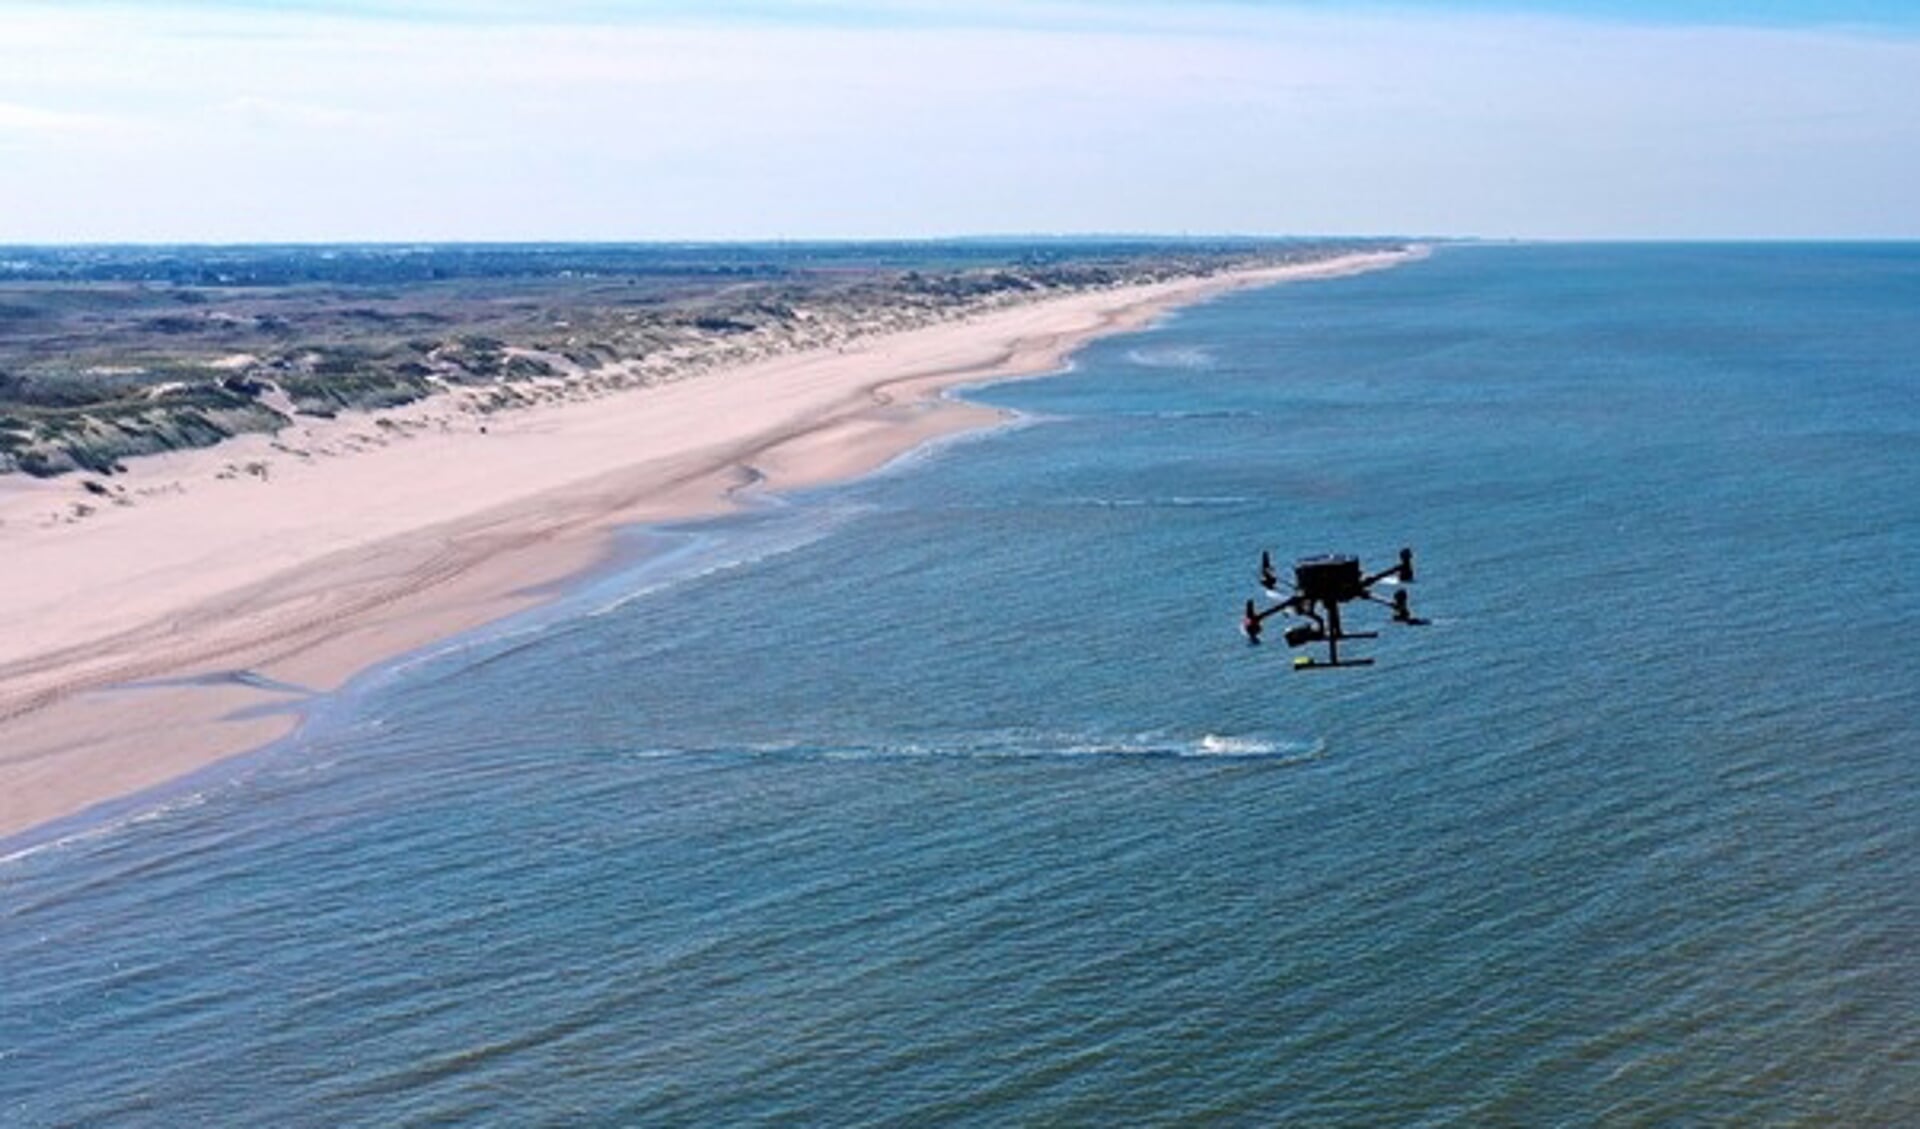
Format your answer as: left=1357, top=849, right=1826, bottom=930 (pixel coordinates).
left=0, top=248, right=1419, bottom=842
left=5, top=243, right=1916, bottom=1125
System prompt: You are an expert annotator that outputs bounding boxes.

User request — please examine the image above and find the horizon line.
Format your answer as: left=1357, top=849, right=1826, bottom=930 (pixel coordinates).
left=9, top=235, right=1920, bottom=251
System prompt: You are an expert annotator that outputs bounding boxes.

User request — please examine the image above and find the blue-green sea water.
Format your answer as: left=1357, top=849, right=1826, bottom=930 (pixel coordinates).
left=4, top=246, right=1918, bottom=1126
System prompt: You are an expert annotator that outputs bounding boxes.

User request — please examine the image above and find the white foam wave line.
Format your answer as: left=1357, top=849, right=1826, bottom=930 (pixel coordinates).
left=865, top=413, right=1045, bottom=480
left=936, top=357, right=1084, bottom=408
left=1061, top=495, right=1255, bottom=509
left=375, top=505, right=864, bottom=689
left=0, top=787, right=219, bottom=870
left=1124, top=346, right=1216, bottom=369
left=584, top=514, right=864, bottom=620
left=666, top=733, right=1327, bottom=763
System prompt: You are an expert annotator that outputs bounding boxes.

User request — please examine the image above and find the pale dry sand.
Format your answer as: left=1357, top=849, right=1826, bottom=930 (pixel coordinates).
left=0, top=250, right=1416, bottom=840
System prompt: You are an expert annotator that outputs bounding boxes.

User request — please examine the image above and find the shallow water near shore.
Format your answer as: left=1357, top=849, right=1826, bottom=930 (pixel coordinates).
left=5, top=245, right=1919, bottom=1125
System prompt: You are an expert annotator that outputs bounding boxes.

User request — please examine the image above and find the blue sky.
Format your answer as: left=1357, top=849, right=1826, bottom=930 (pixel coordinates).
left=46, top=1, right=1920, bottom=28
left=2, top=1, right=1916, bottom=241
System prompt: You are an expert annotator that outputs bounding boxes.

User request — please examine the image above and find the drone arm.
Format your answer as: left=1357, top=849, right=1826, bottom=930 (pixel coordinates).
left=1250, top=596, right=1304, bottom=624
left=1358, top=588, right=1429, bottom=626
left=1361, top=547, right=1416, bottom=589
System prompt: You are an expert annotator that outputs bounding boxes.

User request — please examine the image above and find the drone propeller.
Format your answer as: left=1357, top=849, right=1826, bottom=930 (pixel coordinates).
left=1259, top=550, right=1279, bottom=592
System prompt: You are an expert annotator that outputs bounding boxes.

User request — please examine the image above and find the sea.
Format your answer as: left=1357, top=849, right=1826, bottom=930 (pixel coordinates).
left=3, top=245, right=1917, bottom=1127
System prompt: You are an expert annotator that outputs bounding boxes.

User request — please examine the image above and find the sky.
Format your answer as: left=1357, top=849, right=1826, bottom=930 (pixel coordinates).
left=1, top=0, right=1917, bottom=242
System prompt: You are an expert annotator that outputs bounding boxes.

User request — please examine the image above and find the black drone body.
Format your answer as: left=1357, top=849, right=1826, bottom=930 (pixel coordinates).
left=1243, top=547, right=1426, bottom=669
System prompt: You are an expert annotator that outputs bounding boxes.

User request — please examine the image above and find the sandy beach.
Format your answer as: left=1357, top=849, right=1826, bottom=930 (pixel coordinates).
left=0, top=249, right=1416, bottom=841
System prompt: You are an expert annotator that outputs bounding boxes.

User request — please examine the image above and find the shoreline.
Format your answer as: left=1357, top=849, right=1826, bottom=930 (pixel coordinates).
left=0, top=248, right=1420, bottom=843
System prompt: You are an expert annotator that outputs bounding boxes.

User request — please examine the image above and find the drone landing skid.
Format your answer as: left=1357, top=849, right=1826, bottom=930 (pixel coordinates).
left=1292, top=656, right=1375, bottom=670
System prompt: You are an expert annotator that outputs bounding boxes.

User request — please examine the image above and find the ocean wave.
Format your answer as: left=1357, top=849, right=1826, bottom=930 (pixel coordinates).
left=1110, top=408, right=1261, bottom=422
left=1125, top=345, right=1216, bottom=369
left=667, top=730, right=1326, bottom=764
left=1057, top=495, right=1255, bottom=510
left=0, top=784, right=221, bottom=871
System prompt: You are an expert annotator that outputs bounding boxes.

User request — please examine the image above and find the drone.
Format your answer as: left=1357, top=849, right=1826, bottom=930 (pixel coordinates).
left=1242, top=547, right=1427, bottom=669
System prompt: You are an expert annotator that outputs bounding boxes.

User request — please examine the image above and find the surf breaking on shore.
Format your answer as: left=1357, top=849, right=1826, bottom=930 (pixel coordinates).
left=0, top=249, right=1419, bottom=841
